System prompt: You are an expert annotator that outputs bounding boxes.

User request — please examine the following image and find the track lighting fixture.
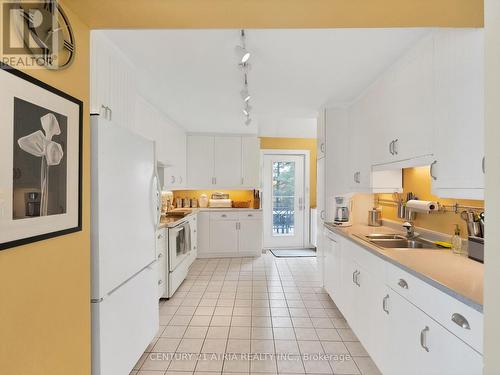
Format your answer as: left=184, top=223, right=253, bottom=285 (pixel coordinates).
left=236, top=30, right=254, bottom=127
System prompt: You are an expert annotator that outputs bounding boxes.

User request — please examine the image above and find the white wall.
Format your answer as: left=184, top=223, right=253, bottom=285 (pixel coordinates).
left=258, top=116, right=316, bottom=138
left=484, top=0, right=500, bottom=373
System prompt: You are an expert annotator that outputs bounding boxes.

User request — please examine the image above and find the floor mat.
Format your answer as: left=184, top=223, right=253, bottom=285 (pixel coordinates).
left=269, top=248, right=317, bottom=257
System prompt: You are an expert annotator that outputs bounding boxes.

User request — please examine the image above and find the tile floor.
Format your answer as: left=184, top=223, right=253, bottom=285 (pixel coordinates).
left=131, top=253, right=381, bottom=375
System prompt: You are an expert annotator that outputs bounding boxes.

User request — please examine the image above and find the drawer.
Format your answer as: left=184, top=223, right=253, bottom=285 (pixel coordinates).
left=156, top=229, right=167, bottom=252
left=210, top=211, right=239, bottom=221
left=238, top=211, right=262, bottom=220
left=386, top=262, right=483, bottom=353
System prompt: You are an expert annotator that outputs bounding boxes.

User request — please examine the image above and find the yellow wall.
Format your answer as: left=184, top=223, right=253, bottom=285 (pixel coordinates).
left=173, top=190, right=255, bottom=206
left=0, top=2, right=91, bottom=375
left=377, top=167, right=484, bottom=238
left=260, top=137, right=317, bottom=208
left=64, top=0, right=483, bottom=29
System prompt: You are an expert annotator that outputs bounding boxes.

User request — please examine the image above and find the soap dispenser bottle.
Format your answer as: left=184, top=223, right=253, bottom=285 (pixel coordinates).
left=451, top=224, right=463, bottom=255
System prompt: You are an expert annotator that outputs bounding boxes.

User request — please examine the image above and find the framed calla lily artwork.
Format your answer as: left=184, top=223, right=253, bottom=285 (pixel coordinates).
left=0, top=63, right=82, bottom=250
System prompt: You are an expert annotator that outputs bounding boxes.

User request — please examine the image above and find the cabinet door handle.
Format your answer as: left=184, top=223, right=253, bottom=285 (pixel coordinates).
left=451, top=313, right=471, bottom=330
left=382, top=294, right=390, bottom=314
left=171, top=176, right=176, bottom=184
left=389, top=140, right=394, bottom=155
left=430, top=160, right=438, bottom=181
left=158, top=253, right=163, bottom=259
left=352, top=270, right=358, bottom=285
left=320, top=210, right=325, bottom=220
left=179, top=176, right=183, bottom=184
left=100, top=104, right=107, bottom=118
left=420, top=326, right=430, bottom=352
left=397, top=278, right=409, bottom=289
left=355, top=271, right=361, bottom=287
left=104, top=106, right=112, bottom=121
left=321, top=143, right=325, bottom=153
left=482, top=157, right=485, bottom=174
left=393, top=139, right=399, bottom=155
left=241, top=177, right=244, bottom=185
left=221, top=214, right=227, bottom=218
left=158, top=279, right=163, bottom=285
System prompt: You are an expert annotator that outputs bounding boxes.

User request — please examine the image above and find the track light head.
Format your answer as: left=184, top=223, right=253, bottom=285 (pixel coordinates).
left=240, top=88, right=251, bottom=102
left=235, top=45, right=251, bottom=64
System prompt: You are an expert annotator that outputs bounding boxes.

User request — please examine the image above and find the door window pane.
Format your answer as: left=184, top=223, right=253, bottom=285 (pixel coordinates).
left=272, top=161, right=295, bottom=236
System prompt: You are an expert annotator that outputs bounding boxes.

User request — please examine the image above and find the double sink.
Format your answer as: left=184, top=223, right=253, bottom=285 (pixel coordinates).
left=362, top=233, right=440, bottom=249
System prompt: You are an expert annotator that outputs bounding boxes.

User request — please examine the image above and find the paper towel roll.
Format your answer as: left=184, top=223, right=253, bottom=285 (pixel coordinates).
left=406, top=200, right=438, bottom=213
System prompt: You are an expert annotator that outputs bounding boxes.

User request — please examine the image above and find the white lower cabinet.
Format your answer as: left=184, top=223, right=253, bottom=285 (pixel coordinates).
left=210, top=219, right=239, bottom=254
left=325, top=231, right=483, bottom=375
left=155, top=228, right=167, bottom=299
left=197, top=210, right=262, bottom=257
left=386, top=290, right=483, bottom=375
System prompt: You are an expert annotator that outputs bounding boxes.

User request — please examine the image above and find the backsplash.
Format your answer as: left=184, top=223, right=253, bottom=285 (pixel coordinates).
left=172, top=190, right=255, bottom=207
left=376, top=167, right=484, bottom=238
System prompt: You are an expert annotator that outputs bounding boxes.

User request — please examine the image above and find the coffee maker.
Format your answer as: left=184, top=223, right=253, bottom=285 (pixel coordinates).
left=333, top=195, right=353, bottom=227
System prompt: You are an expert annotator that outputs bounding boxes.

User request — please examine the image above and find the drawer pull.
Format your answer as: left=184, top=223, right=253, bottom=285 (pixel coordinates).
left=382, top=294, right=390, bottom=314
left=420, top=326, right=430, bottom=352
left=397, top=278, right=409, bottom=289
left=221, top=214, right=227, bottom=218
left=158, top=253, right=163, bottom=258
left=248, top=214, right=253, bottom=217
left=451, top=313, right=471, bottom=330
left=158, top=280, right=163, bottom=285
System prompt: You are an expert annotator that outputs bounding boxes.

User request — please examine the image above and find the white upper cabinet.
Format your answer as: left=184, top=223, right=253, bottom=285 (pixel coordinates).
left=348, top=102, right=374, bottom=191
left=214, top=136, right=242, bottom=187
left=187, top=135, right=215, bottom=187
left=317, top=108, right=326, bottom=159
left=241, top=136, right=260, bottom=188
left=90, top=32, right=136, bottom=130
left=324, top=108, right=350, bottom=200
left=431, top=29, right=484, bottom=199
left=135, top=96, right=187, bottom=190
left=187, top=135, right=260, bottom=189
left=392, top=35, right=434, bottom=162
left=366, top=34, right=435, bottom=166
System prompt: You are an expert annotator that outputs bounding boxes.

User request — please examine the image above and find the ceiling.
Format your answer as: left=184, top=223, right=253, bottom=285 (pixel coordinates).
left=104, top=28, right=430, bottom=135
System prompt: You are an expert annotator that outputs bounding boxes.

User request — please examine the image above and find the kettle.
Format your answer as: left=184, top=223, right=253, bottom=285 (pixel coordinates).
left=368, top=207, right=382, bottom=227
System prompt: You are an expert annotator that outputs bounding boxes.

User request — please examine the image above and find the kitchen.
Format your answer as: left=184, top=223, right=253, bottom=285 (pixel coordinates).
left=88, top=27, right=486, bottom=374
left=0, top=2, right=497, bottom=375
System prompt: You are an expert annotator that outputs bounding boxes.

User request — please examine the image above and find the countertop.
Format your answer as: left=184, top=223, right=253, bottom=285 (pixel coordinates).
left=324, top=222, right=484, bottom=312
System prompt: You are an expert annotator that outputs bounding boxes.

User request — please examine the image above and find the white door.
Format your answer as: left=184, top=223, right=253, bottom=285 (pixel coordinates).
left=214, top=136, right=242, bottom=187
left=238, top=219, right=263, bottom=253
left=263, top=154, right=306, bottom=248
left=187, top=135, right=214, bottom=187
left=210, top=219, right=238, bottom=253
left=241, top=137, right=260, bottom=187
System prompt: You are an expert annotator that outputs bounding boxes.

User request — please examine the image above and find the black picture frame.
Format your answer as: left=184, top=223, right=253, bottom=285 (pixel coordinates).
left=0, top=62, right=83, bottom=251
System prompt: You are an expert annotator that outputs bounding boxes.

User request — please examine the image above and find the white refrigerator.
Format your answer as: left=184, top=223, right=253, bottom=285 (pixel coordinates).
left=91, top=115, right=160, bottom=375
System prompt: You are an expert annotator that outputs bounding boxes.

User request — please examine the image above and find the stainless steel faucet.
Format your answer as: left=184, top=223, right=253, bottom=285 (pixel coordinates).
left=402, top=221, right=417, bottom=238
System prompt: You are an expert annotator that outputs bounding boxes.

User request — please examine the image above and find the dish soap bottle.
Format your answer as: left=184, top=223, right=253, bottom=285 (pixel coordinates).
left=451, top=224, right=463, bottom=255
